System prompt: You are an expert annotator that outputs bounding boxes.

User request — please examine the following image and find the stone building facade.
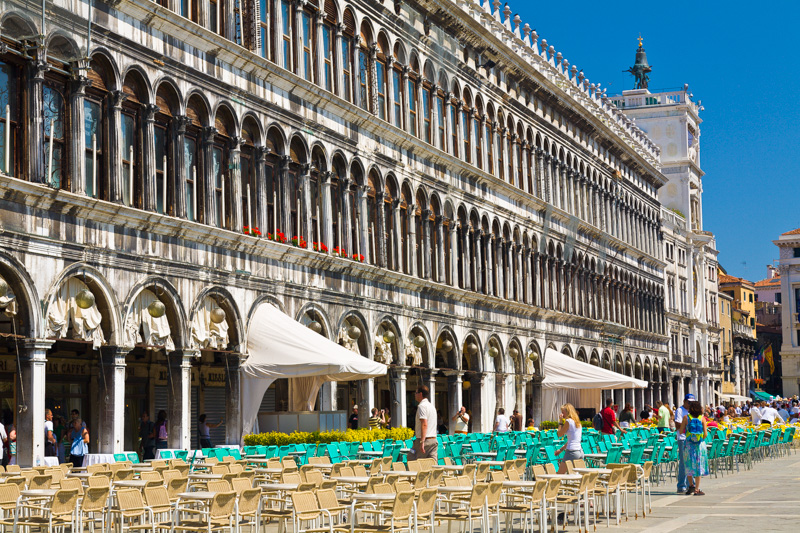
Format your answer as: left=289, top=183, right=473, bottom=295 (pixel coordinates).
left=0, top=0, right=669, bottom=466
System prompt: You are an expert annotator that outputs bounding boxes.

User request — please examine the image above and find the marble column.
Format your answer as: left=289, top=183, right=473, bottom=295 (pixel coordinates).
left=392, top=366, right=409, bottom=429
left=447, top=372, right=464, bottom=436
left=201, top=127, right=217, bottom=225
left=376, top=192, right=387, bottom=267
left=279, top=155, right=293, bottom=237
left=392, top=199, right=402, bottom=271
left=435, top=216, right=446, bottom=283
left=167, top=350, right=197, bottom=450
left=254, top=147, right=268, bottom=232
left=142, top=103, right=159, bottom=212
left=69, top=73, right=89, bottom=194
left=110, top=91, right=128, bottom=204
left=422, top=209, right=433, bottom=279
left=16, top=340, right=52, bottom=467
left=486, top=235, right=495, bottom=296
left=97, top=346, right=129, bottom=453
left=225, top=353, right=243, bottom=445
left=174, top=116, right=191, bottom=219
left=227, top=137, right=244, bottom=232
left=407, top=203, right=418, bottom=277
left=27, top=56, right=47, bottom=183
left=449, top=220, right=458, bottom=286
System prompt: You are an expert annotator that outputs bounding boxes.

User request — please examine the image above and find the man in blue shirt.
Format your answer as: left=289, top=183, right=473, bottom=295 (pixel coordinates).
left=674, top=393, right=693, bottom=493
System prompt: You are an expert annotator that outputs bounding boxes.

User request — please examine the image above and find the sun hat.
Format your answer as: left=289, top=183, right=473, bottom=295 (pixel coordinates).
left=684, top=393, right=696, bottom=401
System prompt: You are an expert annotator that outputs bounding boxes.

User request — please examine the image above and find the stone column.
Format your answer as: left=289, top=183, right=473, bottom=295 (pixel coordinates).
left=173, top=116, right=191, bottom=219
left=142, top=103, right=159, bottom=212
left=69, top=73, right=89, bottom=194
left=463, top=225, right=472, bottom=290
left=314, top=10, right=325, bottom=85
left=521, top=142, right=530, bottom=194
left=320, top=171, right=334, bottom=250
left=486, top=235, right=495, bottom=296
left=109, top=90, right=127, bottom=204
left=357, top=379, right=375, bottom=428
left=27, top=57, right=47, bottom=183
left=201, top=127, right=217, bottom=225
left=225, top=353, right=243, bottom=445
left=97, top=346, right=129, bottom=453
left=436, top=216, right=446, bottom=283
left=422, top=209, right=433, bottom=279
left=16, top=340, right=51, bottom=467
left=407, top=203, right=418, bottom=277
left=469, top=374, right=486, bottom=433
left=167, top=350, right=196, bottom=450
left=401, top=67, right=411, bottom=134
left=333, top=23, right=344, bottom=98
left=375, top=192, right=387, bottom=267
left=253, top=147, right=267, bottom=231
left=474, top=230, right=483, bottom=294
left=446, top=371, right=464, bottom=436
left=321, top=382, right=337, bottom=411
left=431, top=85, right=441, bottom=150
left=357, top=184, right=369, bottom=260
left=279, top=155, right=293, bottom=236
left=427, top=370, right=438, bottom=407
left=369, top=44, right=379, bottom=115
left=444, top=93, right=455, bottom=155
left=392, top=199, right=402, bottom=271
left=228, top=137, right=244, bottom=232
left=392, top=366, right=409, bottom=429
left=449, top=220, right=458, bottom=286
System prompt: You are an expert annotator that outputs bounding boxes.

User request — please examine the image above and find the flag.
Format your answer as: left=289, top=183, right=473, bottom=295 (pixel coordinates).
left=755, top=346, right=764, bottom=363
left=764, top=345, right=774, bottom=374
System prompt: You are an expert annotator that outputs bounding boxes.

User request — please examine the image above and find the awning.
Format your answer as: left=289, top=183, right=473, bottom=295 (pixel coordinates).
left=542, top=348, right=648, bottom=390
left=541, top=348, right=648, bottom=421
left=240, top=304, right=388, bottom=438
left=713, top=390, right=751, bottom=403
left=750, top=390, right=774, bottom=401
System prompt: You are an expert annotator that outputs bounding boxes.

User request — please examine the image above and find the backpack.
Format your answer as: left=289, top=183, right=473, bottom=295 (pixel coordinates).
left=158, top=423, right=168, bottom=440
left=686, top=415, right=704, bottom=443
left=592, top=412, right=605, bottom=432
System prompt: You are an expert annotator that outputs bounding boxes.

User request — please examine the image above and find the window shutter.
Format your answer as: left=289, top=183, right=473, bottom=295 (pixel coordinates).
left=253, top=0, right=261, bottom=53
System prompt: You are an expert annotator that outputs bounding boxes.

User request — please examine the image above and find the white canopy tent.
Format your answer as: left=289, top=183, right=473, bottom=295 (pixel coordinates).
left=713, top=390, right=751, bottom=403
left=541, top=348, right=648, bottom=421
left=240, top=304, right=388, bottom=437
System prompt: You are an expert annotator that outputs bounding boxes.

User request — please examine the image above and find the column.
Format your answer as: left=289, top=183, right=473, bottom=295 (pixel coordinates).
left=427, top=370, right=438, bottom=407
left=229, top=137, right=244, bottom=232
left=445, top=94, right=455, bottom=155
left=97, top=346, right=129, bottom=453
left=515, top=375, right=527, bottom=425
left=422, top=209, right=433, bottom=279
left=321, top=382, right=337, bottom=411
left=469, top=374, right=486, bottom=433
left=16, top=340, right=51, bottom=467
left=449, top=220, right=458, bottom=286
left=314, top=10, right=325, bottom=86
left=392, top=366, right=409, bottom=428
left=225, top=354, right=243, bottom=445
left=402, top=67, right=411, bottom=135
left=407, top=202, right=418, bottom=277
left=474, top=230, right=483, bottom=294
left=174, top=116, right=191, bottom=219
left=436, top=216, right=446, bottom=283
left=254, top=147, right=268, bottom=232
left=357, top=185, right=369, bottom=260
left=392, top=199, right=402, bottom=271
left=109, top=91, right=127, bottom=203
left=167, top=350, right=196, bottom=450
left=142, top=103, right=159, bottom=212
left=69, top=72, right=89, bottom=194
left=486, top=235, right=495, bottom=296
left=446, top=371, right=464, bottom=436
left=520, top=142, right=530, bottom=194
left=320, top=171, right=334, bottom=250
left=369, top=44, right=379, bottom=115
left=462, top=225, right=472, bottom=290
left=27, top=57, right=47, bottom=183
left=357, top=379, right=375, bottom=428
left=431, top=85, right=441, bottom=150
left=201, top=127, right=217, bottom=224
left=333, top=23, right=344, bottom=98
left=376, top=192, right=387, bottom=267
left=279, top=155, right=293, bottom=236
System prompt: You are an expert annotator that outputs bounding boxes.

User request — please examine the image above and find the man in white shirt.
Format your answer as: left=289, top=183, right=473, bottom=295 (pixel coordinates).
left=734, top=405, right=742, bottom=416
left=452, top=406, right=470, bottom=434
left=750, top=402, right=762, bottom=425
left=494, top=408, right=510, bottom=433
left=777, top=404, right=790, bottom=422
left=759, top=402, right=785, bottom=425
left=412, top=385, right=437, bottom=460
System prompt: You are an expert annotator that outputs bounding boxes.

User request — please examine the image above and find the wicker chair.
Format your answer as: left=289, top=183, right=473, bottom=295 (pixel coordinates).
left=415, top=488, right=438, bottom=533
left=0, top=483, right=20, bottom=525
left=59, top=476, right=83, bottom=496
left=144, top=486, right=174, bottom=524
left=231, top=477, right=253, bottom=495
left=498, top=479, right=546, bottom=533
left=207, top=480, right=232, bottom=493
left=79, top=486, right=110, bottom=533
left=236, top=488, right=263, bottom=533
left=7, top=488, right=79, bottom=532
left=109, top=487, right=156, bottom=533
left=88, top=474, right=111, bottom=488
left=28, top=475, right=53, bottom=490
left=291, top=490, right=334, bottom=533
left=170, top=490, right=237, bottom=532
left=166, top=477, right=189, bottom=503
left=345, top=490, right=416, bottom=533
left=435, top=483, right=490, bottom=533
left=87, top=463, right=107, bottom=475
left=140, top=471, right=163, bottom=482
left=4, top=476, right=26, bottom=490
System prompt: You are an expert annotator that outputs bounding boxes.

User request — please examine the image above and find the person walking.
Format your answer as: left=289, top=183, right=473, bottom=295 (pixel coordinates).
left=656, top=401, right=671, bottom=433
left=452, top=406, right=470, bottom=434
left=619, top=403, right=636, bottom=428
left=600, top=398, right=625, bottom=436
left=412, top=385, right=437, bottom=461
left=674, top=393, right=694, bottom=494
left=557, top=403, right=583, bottom=470
left=494, top=408, right=511, bottom=433
left=69, top=418, right=89, bottom=467
left=348, top=405, right=359, bottom=430
left=6, top=424, right=15, bottom=466
left=679, top=400, right=709, bottom=495
left=138, top=412, right=155, bottom=460
left=511, top=409, right=523, bottom=432
left=198, top=414, right=224, bottom=449
left=155, top=410, right=169, bottom=450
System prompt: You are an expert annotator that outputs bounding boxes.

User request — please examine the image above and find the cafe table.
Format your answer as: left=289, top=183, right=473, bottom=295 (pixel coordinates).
left=347, top=493, right=397, bottom=533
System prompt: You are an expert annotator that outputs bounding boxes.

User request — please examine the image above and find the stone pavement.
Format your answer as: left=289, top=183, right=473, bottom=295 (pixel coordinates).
left=599, top=451, right=800, bottom=533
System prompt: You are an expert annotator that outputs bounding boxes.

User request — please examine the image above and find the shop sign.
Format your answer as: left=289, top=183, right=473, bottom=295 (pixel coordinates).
left=201, top=368, right=226, bottom=387
left=47, top=359, right=89, bottom=376
left=153, top=367, right=200, bottom=386
left=0, top=357, right=14, bottom=372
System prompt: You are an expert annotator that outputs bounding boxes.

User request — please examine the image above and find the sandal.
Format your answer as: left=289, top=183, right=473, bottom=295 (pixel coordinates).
left=685, top=486, right=695, bottom=495
left=694, top=490, right=705, bottom=496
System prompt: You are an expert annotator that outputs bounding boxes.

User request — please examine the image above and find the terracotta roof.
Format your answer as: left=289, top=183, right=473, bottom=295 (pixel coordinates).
left=782, top=228, right=800, bottom=236
left=754, top=276, right=781, bottom=288
left=719, top=274, right=742, bottom=284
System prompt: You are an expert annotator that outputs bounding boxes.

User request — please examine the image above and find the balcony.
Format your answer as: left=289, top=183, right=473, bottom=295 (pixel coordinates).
left=612, top=89, right=701, bottom=115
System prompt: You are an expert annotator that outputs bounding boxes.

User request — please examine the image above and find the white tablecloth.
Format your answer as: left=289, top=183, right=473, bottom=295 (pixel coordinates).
left=214, top=445, right=241, bottom=449
left=43, top=457, right=59, bottom=467
left=84, top=453, right=116, bottom=466
left=156, top=449, right=205, bottom=460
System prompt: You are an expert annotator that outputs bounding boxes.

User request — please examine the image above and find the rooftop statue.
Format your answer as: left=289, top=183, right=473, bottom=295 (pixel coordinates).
left=625, top=36, right=652, bottom=90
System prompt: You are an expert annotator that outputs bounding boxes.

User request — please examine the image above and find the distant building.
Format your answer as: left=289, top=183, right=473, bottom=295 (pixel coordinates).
left=719, top=290, right=735, bottom=394
left=773, top=229, right=800, bottom=397
left=719, top=273, right=758, bottom=396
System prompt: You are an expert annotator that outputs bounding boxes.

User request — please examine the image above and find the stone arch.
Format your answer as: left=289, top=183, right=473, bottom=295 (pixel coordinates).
left=295, top=302, right=334, bottom=340
left=88, top=49, right=121, bottom=92
left=121, top=276, right=188, bottom=349
left=310, top=142, right=328, bottom=172
left=121, top=65, right=153, bottom=105
left=0, top=10, right=38, bottom=39
left=576, top=347, right=588, bottom=363
left=214, top=102, right=239, bottom=139
left=46, top=32, right=81, bottom=63
left=338, top=310, right=372, bottom=358
left=461, top=332, right=483, bottom=373
left=526, top=340, right=542, bottom=376
left=185, top=91, right=212, bottom=128
left=289, top=133, right=310, bottom=164
left=43, top=264, right=122, bottom=346
left=240, top=113, right=264, bottom=147
left=154, top=77, right=183, bottom=116
left=188, top=287, right=245, bottom=353
left=405, top=321, right=432, bottom=368
left=264, top=123, right=287, bottom=154
left=0, top=251, right=43, bottom=339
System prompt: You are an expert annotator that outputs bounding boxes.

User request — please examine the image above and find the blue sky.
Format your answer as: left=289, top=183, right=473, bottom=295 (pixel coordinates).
left=510, top=0, right=799, bottom=282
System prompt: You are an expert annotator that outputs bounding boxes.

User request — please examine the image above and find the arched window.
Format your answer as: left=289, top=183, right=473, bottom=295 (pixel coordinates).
left=331, top=155, right=346, bottom=252
left=264, top=128, right=283, bottom=233
left=384, top=179, right=397, bottom=270
left=0, top=58, right=20, bottom=177
left=506, top=119, right=514, bottom=185
left=496, top=112, right=504, bottom=182
left=258, top=0, right=270, bottom=59
left=436, top=86, right=446, bottom=149
left=516, top=125, right=524, bottom=190
left=461, top=91, right=471, bottom=164
left=321, top=2, right=336, bottom=91
left=85, top=56, right=111, bottom=200
left=300, top=4, right=314, bottom=82
left=310, top=147, right=326, bottom=247
left=357, top=25, right=371, bottom=112
left=421, top=80, right=432, bottom=144
left=289, top=137, right=307, bottom=238
left=473, top=98, right=483, bottom=171
left=367, top=170, right=380, bottom=264
left=241, top=117, right=260, bottom=232
left=280, top=0, right=293, bottom=70
left=407, top=59, right=418, bottom=136
left=449, top=90, right=459, bottom=158
left=122, top=72, right=148, bottom=208
left=43, top=76, right=66, bottom=189
left=341, top=9, right=355, bottom=103
left=154, top=82, right=180, bottom=217
left=185, top=95, right=207, bottom=223
left=485, top=107, right=494, bottom=176
left=375, top=36, right=389, bottom=121
left=214, top=108, right=235, bottom=229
